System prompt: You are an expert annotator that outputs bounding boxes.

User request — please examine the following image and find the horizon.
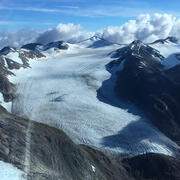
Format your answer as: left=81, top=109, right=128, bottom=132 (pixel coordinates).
left=0, top=34, right=178, bottom=48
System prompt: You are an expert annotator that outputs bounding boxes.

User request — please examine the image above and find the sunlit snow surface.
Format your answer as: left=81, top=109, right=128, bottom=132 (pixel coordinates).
left=150, top=43, right=180, bottom=69
left=6, top=52, right=23, bottom=64
left=11, top=44, right=179, bottom=156
left=0, top=161, right=25, bottom=180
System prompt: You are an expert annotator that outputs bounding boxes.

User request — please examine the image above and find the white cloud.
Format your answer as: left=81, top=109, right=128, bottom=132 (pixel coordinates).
left=36, top=23, right=94, bottom=44
left=1, top=13, right=180, bottom=49
left=0, top=28, right=41, bottom=48
left=100, top=13, right=178, bottom=44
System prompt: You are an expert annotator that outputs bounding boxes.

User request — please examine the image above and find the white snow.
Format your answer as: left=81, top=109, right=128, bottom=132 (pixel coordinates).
left=3, top=58, right=9, bottom=68
left=162, top=53, right=180, bottom=69
left=77, top=37, right=98, bottom=47
left=0, top=161, right=25, bottom=180
left=10, top=44, right=179, bottom=156
left=6, top=52, right=22, bottom=64
left=150, top=44, right=180, bottom=69
left=91, top=165, right=96, bottom=173
left=0, top=93, right=12, bottom=112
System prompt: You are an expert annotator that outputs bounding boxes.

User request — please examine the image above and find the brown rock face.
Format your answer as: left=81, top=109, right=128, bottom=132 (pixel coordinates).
left=0, top=106, right=132, bottom=180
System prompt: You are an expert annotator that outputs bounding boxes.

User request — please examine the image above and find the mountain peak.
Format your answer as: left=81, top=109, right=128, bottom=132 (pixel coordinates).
left=112, top=40, right=164, bottom=62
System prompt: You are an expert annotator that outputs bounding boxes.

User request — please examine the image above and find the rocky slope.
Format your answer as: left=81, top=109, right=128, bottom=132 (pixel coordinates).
left=0, top=105, right=131, bottom=180
left=0, top=105, right=180, bottom=180
left=108, top=40, right=180, bottom=145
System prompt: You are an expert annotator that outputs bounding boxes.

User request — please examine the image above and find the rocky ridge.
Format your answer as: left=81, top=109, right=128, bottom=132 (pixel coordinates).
left=109, top=40, right=180, bottom=146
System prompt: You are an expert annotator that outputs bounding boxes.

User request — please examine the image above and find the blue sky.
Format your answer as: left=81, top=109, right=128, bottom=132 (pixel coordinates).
left=0, top=0, right=180, bottom=31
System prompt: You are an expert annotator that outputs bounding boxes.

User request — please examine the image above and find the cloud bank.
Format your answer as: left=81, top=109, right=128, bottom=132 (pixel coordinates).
left=0, top=28, right=41, bottom=48
left=36, top=23, right=93, bottom=44
left=1, top=13, right=180, bottom=49
left=100, top=13, right=178, bottom=44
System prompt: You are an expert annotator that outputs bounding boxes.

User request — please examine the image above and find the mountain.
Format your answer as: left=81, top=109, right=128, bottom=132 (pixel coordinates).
left=42, top=41, right=69, bottom=51
left=21, top=41, right=69, bottom=51
left=150, top=36, right=178, bottom=45
left=21, top=43, right=43, bottom=51
left=77, top=35, right=122, bottom=48
left=109, top=40, right=180, bottom=146
left=0, top=37, right=180, bottom=179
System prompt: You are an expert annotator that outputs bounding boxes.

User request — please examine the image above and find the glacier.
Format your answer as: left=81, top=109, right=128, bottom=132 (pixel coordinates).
left=9, top=43, right=179, bottom=156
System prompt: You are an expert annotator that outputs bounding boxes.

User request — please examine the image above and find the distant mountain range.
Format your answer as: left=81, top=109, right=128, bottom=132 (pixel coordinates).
left=150, top=36, right=179, bottom=45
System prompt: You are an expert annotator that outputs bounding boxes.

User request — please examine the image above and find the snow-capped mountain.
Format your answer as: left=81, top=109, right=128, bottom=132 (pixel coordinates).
left=0, top=41, right=70, bottom=110
left=77, top=35, right=122, bottom=48
left=22, top=41, right=69, bottom=51
left=111, top=40, right=164, bottom=63
left=109, top=39, right=180, bottom=148
left=0, top=37, right=180, bottom=179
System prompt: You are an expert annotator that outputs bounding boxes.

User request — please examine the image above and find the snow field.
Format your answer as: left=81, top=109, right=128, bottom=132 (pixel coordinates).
left=11, top=45, right=179, bottom=156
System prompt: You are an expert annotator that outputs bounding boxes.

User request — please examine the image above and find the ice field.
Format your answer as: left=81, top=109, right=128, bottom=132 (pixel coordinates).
left=10, top=44, right=179, bottom=155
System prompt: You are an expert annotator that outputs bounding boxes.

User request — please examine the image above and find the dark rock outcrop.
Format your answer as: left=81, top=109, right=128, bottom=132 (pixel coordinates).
left=122, top=153, right=180, bottom=180
left=21, top=43, right=43, bottom=51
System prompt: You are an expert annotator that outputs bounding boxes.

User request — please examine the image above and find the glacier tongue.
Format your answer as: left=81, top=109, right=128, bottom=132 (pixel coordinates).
left=11, top=45, right=178, bottom=156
